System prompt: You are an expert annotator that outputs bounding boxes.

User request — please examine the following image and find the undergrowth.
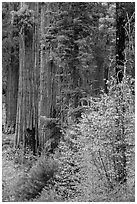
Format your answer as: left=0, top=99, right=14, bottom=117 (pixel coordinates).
left=12, top=155, right=58, bottom=201
left=49, top=77, right=135, bottom=202
left=2, top=143, right=58, bottom=202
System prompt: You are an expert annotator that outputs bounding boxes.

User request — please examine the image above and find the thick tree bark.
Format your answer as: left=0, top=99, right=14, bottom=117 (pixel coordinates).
left=4, top=3, right=19, bottom=134
left=47, top=60, right=57, bottom=118
left=38, top=3, right=47, bottom=150
left=5, top=52, right=19, bottom=133
left=39, top=3, right=58, bottom=152
left=92, top=46, right=104, bottom=96
left=15, top=2, right=39, bottom=155
left=91, top=16, right=105, bottom=96
left=15, top=26, right=25, bottom=148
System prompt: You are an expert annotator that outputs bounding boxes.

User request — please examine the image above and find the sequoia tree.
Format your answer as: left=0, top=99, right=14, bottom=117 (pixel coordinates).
left=14, top=2, right=39, bottom=154
left=38, top=3, right=59, bottom=152
left=2, top=2, right=19, bottom=133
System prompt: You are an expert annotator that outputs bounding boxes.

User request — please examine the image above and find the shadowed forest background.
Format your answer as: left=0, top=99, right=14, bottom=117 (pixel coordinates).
left=2, top=2, right=135, bottom=202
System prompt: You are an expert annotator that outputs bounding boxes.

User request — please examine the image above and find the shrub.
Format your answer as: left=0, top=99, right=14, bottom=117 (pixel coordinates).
left=13, top=156, right=58, bottom=201
left=77, top=78, right=134, bottom=200
left=13, top=147, right=37, bottom=170
left=33, top=187, right=63, bottom=202
left=53, top=126, right=85, bottom=201
left=53, top=77, right=135, bottom=201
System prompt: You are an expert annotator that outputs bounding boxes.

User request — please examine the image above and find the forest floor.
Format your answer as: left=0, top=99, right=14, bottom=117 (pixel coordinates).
left=2, top=132, right=135, bottom=202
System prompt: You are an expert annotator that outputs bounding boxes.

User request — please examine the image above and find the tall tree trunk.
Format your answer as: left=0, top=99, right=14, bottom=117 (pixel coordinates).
left=4, top=3, right=19, bottom=134
left=116, top=2, right=125, bottom=83
left=46, top=60, right=57, bottom=118
left=92, top=16, right=105, bottom=96
left=92, top=45, right=104, bottom=96
left=15, top=2, right=39, bottom=155
left=39, top=3, right=47, bottom=150
left=5, top=52, right=19, bottom=133
left=39, top=3, right=58, bottom=151
left=71, top=40, right=81, bottom=108
left=15, top=22, right=25, bottom=148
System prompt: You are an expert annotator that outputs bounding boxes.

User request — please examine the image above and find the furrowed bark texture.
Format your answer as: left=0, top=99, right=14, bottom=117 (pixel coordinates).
left=15, top=3, right=39, bottom=155
left=5, top=53, right=19, bottom=133
left=39, top=3, right=57, bottom=151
